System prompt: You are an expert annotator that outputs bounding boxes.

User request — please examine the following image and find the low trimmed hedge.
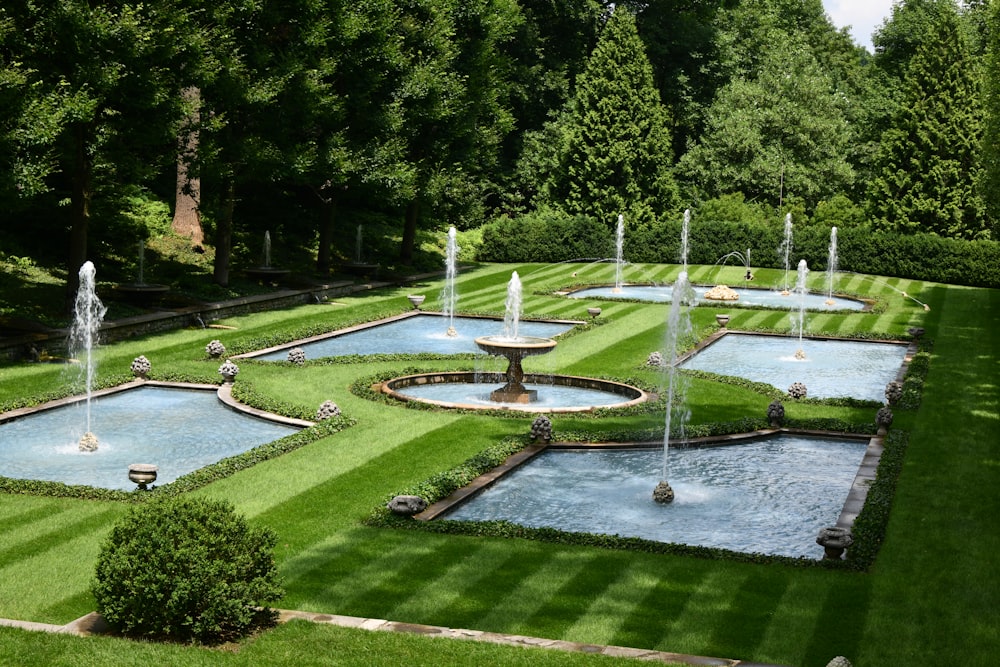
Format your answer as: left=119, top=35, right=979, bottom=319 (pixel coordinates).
left=478, top=213, right=1000, bottom=288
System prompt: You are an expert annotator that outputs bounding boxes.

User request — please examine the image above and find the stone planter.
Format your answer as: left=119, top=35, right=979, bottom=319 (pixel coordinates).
left=408, top=295, right=426, bottom=310
left=816, top=526, right=853, bottom=560
left=587, top=307, right=602, bottom=319
left=128, top=463, right=158, bottom=490
left=715, top=314, right=730, bottom=327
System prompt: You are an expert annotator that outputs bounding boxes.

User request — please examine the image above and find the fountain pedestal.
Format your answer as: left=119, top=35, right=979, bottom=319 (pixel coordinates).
left=475, top=335, right=557, bottom=404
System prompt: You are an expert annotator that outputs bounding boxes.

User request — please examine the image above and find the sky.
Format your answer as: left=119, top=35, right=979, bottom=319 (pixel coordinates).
left=822, top=0, right=897, bottom=52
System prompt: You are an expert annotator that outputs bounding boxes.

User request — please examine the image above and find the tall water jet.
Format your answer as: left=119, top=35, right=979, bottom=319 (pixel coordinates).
left=792, top=259, right=809, bottom=359
left=654, top=271, right=695, bottom=504
left=779, top=213, right=793, bottom=292
left=355, top=225, right=363, bottom=263
left=825, top=227, right=838, bottom=305
left=680, top=209, right=691, bottom=270
left=262, top=230, right=272, bottom=268
left=612, top=214, right=625, bottom=293
left=501, top=271, right=522, bottom=339
left=475, top=271, right=557, bottom=403
left=69, top=261, right=107, bottom=451
left=442, top=226, right=459, bottom=336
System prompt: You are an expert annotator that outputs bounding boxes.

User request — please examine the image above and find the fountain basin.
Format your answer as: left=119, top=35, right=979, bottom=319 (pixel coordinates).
left=246, top=314, right=577, bottom=361
left=678, top=333, right=910, bottom=402
left=567, top=284, right=867, bottom=311
left=381, top=372, right=649, bottom=413
left=436, top=433, right=869, bottom=558
left=0, top=384, right=302, bottom=490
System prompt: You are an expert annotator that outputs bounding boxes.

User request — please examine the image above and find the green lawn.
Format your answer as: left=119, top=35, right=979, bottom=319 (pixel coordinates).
left=1, top=263, right=996, bottom=666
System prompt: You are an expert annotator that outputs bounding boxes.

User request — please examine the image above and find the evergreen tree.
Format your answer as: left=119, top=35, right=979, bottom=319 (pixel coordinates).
left=981, top=0, right=1000, bottom=233
left=866, top=4, right=987, bottom=239
left=541, top=7, right=679, bottom=228
left=677, top=33, right=855, bottom=210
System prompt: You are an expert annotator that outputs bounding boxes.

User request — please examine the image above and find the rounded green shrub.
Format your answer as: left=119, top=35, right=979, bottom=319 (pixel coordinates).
left=92, top=497, right=283, bottom=644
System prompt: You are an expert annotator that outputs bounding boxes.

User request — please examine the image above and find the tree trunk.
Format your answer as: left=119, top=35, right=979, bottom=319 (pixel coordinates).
left=65, top=123, right=92, bottom=312
left=171, top=87, right=204, bottom=247
left=213, top=178, right=234, bottom=287
left=316, top=196, right=336, bottom=274
left=400, top=198, right=419, bottom=266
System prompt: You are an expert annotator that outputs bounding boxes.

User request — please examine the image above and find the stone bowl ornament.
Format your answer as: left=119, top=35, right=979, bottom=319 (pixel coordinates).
left=825, top=657, right=852, bottom=667
left=876, top=406, right=894, bottom=435
left=407, top=294, right=426, bottom=310
left=316, top=400, right=341, bottom=420
left=128, top=463, right=158, bottom=491
left=218, top=359, right=239, bottom=383
left=767, top=400, right=785, bottom=428
left=587, top=307, right=602, bottom=319
left=715, top=313, right=731, bottom=327
left=884, top=380, right=903, bottom=406
left=387, top=495, right=427, bottom=516
left=130, top=355, right=151, bottom=379
left=646, top=351, right=665, bottom=367
left=206, top=339, right=226, bottom=358
left=816, top=526, right=853, bottom=560
left=788, top=382, right=808, bottom=400
left=287, top=347, right=306, bottom=365
left=530, top=415, right=552, bottom=443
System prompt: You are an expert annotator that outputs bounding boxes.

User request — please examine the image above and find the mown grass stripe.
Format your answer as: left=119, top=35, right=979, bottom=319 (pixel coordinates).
left=706, top=572, right=791, bottom=658
left=0, top=508, right=120, bottom=568
left=608, top=564, right=703, bottom=650
left=558, top=562, right=665, bottom=647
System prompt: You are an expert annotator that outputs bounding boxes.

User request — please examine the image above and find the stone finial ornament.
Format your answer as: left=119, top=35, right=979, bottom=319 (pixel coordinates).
left=387, top=495, right=427, bottom=516
left=287, top=347, right=306, bottom=365
left=876, top=406, right=894, bottom=435
left=788, top=382, right=807, bottom=400
left=130, top=355, right=151, bottom=378
left=646, top=351, right=665, bottom=367
left=884, top=381, right=903, bottom=406
left=530, top=415, right=552, bottom=442
left=825, top=656, right=852, bottom=667
left=218, top=359, right=239, bottom=382
left=316, top=400, right=341, bottom=420
left=767, top=400, right=785, bottom=428
left=206, top=339, right=226, bottom=358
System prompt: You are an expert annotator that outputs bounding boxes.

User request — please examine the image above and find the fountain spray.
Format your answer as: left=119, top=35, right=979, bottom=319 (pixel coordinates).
left=793, top=259, right=809, bottom=359
left=825, top=227, right=838, bottom=304
left=680, top=209, right=691, bottom=270
left=263, top=230, right=272, bottom=268
left=655, top=271, right=694, bottom=504
left=612, top=214, right=624, bottom=293
left=69, top=261, right=107, bottom=451
left=501, top=271, right=522, bottom=340
left=443, top=226, right=459, bottom=336
left=779, top=213, right=793, bottom=292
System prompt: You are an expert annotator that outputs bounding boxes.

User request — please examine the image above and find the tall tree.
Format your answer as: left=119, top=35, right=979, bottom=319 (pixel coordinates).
left=541, top=7, right=680, bottom=228
left=677, top=33, right=855, bottom=211
left=866, top=3, right=987, bottom=238
left=1, top=0, right=190, bottom=304
left=980, top=0, right=1000, bottom=233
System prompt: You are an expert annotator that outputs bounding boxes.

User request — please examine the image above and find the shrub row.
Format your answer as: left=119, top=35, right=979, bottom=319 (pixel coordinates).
left=478, top=213, right=1000, bottom=288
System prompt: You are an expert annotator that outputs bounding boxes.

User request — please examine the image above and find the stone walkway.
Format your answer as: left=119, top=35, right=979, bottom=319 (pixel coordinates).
left=0, top=609, right=791, bottom=666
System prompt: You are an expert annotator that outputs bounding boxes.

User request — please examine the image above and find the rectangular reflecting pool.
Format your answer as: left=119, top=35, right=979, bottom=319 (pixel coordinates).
left=678, top=333, right=909, bottom=402
left=442, top=435, right=867, bottom=558
left=249, top=313, right=577, bottom=360
left=0, top=386, right=300, bottom=490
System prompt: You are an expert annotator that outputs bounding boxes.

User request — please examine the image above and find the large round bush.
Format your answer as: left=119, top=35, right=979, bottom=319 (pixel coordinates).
left=92, top=497, right=283, bottom=644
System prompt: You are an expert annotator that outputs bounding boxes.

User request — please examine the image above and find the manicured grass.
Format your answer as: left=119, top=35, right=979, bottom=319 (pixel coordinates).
left=0, top=263, right=996, bottom=666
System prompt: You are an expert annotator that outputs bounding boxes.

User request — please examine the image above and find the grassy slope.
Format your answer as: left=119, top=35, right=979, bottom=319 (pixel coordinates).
left=0, top=263, right=996, bottom=666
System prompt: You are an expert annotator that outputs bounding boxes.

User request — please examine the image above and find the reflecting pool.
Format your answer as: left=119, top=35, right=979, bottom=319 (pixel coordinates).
left=442, top=434, right=866, bottom=558
left=0, top=386, right=300, bottom=490
left=568, top=284, right=865, bottom=310
left=678, top=333, right=908, bottom=402
left=250, top=314, right=576, bottom=360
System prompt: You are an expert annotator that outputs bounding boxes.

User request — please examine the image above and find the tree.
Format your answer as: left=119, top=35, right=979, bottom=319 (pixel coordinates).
left=541, top=7, right=680, bottom=228
left=1, top=1, right=191, bottom=305
left=677, top=33, right=855, bottom=211
left=980, top=0, right=1000, bottom=233
left=866, top=3, right=987, bottom=239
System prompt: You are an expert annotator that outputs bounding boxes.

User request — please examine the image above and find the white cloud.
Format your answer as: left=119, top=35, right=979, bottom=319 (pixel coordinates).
left=822, top=0, right=896, bottom=52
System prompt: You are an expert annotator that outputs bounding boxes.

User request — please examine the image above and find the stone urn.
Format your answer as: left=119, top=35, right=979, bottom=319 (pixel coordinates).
left=130, top=355, right=151, bottom=379
left=587, top=307, right=602, bottom=319
left=816, top=527, right=853, bottom=560
left=408, top=295, right=426, bottom=310
left=218, top=359, right=239, bottom=383
left=387, top=495, right=427, bottom=516
left=128, top=463, right=158, bottom=490
left=715, top=314, right=731, bottom=328
left=876, top=406, right=894, bottom=436
left=767, top=400, right=785, bottom=428
left=530, top=415, right=552, bottom=443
